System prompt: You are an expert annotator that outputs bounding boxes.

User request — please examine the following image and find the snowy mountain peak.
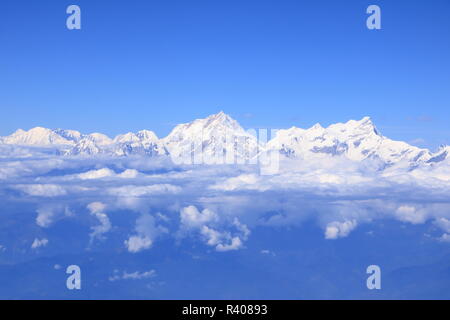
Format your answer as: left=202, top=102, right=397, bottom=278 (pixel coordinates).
left=357, top=116, right=372, bottom=123
left=114, top=132, right=140, bottom=144
left=355, top=116, right=377, bottom=131
left=13, top=129, right=26, bottom=135
left=328, top=116, right=379, bottom=134
left=136, top=130, right=159, bottom=142
left=310, top=123, right=324, bottom=130
left=23, top=127, right=52, bottom=136
left=209, top=110, right=227, bottom=120
left=267, top=116, right=430, bottom=165
left=438, top=145, right=450, bottom=152
left=354, top=116, right=378, bottom=133
left=427, top=145, right=450, bottom=164
left=283, top=126, right=305, bottom=135
left=166, top=112, right=246, bottom=139
left=53, top=129, right=83, bottom=142
left=113, top=130, right=159, bottom=145
left=2, top=127, right=77, bottom=146
left=86, top=133, right=113, bottom=145
left=68, top=129, right=164, bottom=157
left=163, top=112, right=258, bottom=161
left=200, top=111, right=243, bottom=132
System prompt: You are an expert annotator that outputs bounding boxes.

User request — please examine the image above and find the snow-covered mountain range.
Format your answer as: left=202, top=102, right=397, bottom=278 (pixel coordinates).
left=0, top=112, right=448, bottom=168
left=267, top=116, right=434, bottom=165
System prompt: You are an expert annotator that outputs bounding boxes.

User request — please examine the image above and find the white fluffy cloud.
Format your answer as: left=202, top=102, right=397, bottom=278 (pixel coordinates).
left=200, top=226, right=222, bottom=246
left=211, top=174, right=262, bottom=191
left=178, top=205, right=250, bottom=252
left=117, top=169, right=140, bottom=179
left=31, top=238, right=48, bottom=249
left=434, top=217, right=450, bottom=233
left=36, top=206, right=57, bottom=228
left=260, top=249, right=276, bottom=256
left=68, top=168, right=143, bottom=181
left=107, top=184, right=181, bottom=197
left=125, top=213, right=167, bottom=253
left=216, top=237, right=243, bottom=252
left=87, top=202, right=111, bottom=243
left=36, top=207, right=54, bottom=228
left=434, top=218, right=450, bottom=241
left=77, top=168, right=115, bottom=180
left=109, top=269, right=156, bottom=281
left=125, top=235, right=153, bottom=253
left=395, top=205, right=428, bottom=225
left=12, top=184, right=67, bottom=197
left=87, top=202, right=106, bottom=214
left=180, top=206, right=218, bottom=229
left=200, top=225, right=246, bottom=252
left=35, top=205, right=72, bottom=228
left=325, top=220, right=358, bottom=240
left=200, top=226, right=244, bottom=251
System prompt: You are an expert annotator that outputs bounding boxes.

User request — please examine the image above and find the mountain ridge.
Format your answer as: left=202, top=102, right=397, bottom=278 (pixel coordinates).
left=0, top=112, right=446, bottom=167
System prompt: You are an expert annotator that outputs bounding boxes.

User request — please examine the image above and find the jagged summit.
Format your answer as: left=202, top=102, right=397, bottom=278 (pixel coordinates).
left=53, top=129, right=83, bottom=142
left=87, top=133, right=113, bottom=145
left=162, top=111, right=258, bottom=161
left=175, top=111, right=243, bottom=133
left=427, top=145, right=450, bottom=164
left=309, top=123, right=324, bottom=131
left=209, top=110, right=227, bottom=120
left=205, top=111, right=239, bottom=128
left=136, top=130, right=159, bottom=141
left=285, top=117, right=377, bottom=135
left=267, top=115, right=427, bottom=164
left=1, top=127, right=80, bottom=146
left=69, top=129, right=163, bottom=156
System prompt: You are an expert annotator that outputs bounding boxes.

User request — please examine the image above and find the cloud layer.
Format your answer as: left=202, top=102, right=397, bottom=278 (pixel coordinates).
left=0, top=153, right=449, bottom=254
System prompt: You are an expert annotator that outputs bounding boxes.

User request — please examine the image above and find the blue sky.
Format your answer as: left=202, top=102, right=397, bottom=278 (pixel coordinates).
left=1, top=0, right=449, bottom=150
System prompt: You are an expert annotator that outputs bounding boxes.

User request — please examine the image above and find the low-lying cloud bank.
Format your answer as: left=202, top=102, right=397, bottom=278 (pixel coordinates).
left=0, top=153, right=450, bottom=254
